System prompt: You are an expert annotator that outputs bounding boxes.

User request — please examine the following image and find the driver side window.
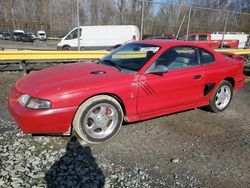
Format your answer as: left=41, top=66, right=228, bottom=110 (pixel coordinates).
left=65, top=29, right=82, bottom=40
left=154, top=46, right=199, bottom=71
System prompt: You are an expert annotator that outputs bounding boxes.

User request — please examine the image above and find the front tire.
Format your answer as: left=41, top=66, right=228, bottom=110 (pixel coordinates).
left=62, top=45, right=71, bottom=50
left=73, top=95, right=123, bottom=144
left=207, top=80, right=233, bottom=113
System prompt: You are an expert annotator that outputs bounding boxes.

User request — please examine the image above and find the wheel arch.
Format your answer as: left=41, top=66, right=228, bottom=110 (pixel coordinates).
left=62, top=45, right=71, bottom=50
left=96, top=93, right=127, bottom=117
left=72, top=93, right=127, bottom=124
left=107, top=93, right=126, bottom=116
left=224, top=77, right=235, bottom=88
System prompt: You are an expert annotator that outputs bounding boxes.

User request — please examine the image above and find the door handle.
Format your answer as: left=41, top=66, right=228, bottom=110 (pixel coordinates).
left=193, top=75, right=202, bottom=79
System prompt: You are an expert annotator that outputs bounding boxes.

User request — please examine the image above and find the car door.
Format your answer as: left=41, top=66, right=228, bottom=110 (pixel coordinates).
left=137, top=46, right=206, bottom=116
left=197, top=34, right=210, bottom=46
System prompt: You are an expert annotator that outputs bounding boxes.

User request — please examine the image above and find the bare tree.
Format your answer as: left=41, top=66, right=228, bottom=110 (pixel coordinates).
left=0, top=0, right=249, bottom=37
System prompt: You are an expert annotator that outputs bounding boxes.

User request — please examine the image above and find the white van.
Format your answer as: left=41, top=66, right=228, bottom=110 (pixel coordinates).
left=57, top=25, right=140, bottom=50
left=13, top=30, right=25, bottom=41
left=37, top=31, right=47, bottom=41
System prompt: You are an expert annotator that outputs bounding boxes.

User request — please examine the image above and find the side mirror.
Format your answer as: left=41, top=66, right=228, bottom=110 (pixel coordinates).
left=147, top=65, right=168, bottom=74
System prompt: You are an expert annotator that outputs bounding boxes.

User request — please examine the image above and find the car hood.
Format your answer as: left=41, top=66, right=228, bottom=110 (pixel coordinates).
left=15, top=61, right=134, bottom=98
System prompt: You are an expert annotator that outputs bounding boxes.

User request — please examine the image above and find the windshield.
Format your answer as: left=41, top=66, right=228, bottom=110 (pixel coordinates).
left=100, top=43, right=160, bottom=72
left=13, top=32, right=23, bottom=36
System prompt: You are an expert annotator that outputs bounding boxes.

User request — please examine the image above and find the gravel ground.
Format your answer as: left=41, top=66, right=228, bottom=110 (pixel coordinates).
left=0, top=70, right=250, bottom=188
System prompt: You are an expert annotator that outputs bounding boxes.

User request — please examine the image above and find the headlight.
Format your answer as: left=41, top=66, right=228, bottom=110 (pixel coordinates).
left=19, top=94, right=30, bottom=106
left=19, top=94, right=51, bottom=109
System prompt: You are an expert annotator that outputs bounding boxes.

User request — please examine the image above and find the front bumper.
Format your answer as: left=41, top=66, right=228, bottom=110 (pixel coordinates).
left=39, top=37, right=47, bottom=41
left=7, top=86, right=78, bottom=134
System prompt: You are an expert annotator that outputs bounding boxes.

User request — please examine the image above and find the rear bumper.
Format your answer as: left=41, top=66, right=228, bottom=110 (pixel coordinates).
left=7, top=87, right=77, bottom=134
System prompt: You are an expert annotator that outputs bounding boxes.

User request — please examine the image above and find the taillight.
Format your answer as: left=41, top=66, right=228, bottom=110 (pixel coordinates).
left=236, top=55, right=244, bottom=62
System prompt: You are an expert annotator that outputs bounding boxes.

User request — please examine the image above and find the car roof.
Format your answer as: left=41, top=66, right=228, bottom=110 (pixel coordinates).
left=13, top=30, right=25, bottom=33
left=135, top=40, right=215, bottom=51
left=188, top=33, right=210, bottom=35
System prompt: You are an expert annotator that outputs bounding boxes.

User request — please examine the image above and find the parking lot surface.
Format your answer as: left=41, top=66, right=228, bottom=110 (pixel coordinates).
left=0, top=40, right=58, bottom=51
left=0, top=71, right=250, bottom=187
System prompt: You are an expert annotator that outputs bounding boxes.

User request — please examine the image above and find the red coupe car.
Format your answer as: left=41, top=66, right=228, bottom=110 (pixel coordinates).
left=8, top=41, right=246, bottom=143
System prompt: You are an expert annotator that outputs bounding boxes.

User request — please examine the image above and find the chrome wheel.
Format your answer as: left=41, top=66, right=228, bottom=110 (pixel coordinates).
left=82, top=103, right=118, bottom=140
left=215, top=85, right=231, bottom=110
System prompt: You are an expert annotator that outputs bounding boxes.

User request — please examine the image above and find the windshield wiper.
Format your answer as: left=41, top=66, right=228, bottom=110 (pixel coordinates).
left=99, top=59, right=122, bottom=71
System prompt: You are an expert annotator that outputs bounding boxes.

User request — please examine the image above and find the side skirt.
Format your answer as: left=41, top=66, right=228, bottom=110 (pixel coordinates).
left=124, top=101, right=208, bottom=123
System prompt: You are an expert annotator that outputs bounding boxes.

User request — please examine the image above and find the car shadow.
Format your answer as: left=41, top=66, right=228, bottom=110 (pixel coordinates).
left=45, top=136, right=105, bottom=188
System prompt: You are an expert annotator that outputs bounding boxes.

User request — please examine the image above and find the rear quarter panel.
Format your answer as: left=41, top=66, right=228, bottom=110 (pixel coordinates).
left=222, top=40, right=239, bottom=48
left=203, top=52, right=245, bottom=100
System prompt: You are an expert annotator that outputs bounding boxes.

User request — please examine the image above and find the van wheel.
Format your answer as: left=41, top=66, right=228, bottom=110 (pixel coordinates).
left=62, top=45, right=71, bottom=50
left=73, top=95, right=124, bottom=144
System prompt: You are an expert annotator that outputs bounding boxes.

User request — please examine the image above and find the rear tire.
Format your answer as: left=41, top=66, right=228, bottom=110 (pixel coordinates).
left=207, top=80, right=233, bottom=113
left=73, top=95, right=123, bottom=144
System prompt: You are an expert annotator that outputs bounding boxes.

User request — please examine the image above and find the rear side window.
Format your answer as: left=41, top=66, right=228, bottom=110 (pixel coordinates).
left=188, top=35, right=196, bottom=41
left=198, top=35, right=208, bottom=41
left=200, top=49, right=215, bottom=64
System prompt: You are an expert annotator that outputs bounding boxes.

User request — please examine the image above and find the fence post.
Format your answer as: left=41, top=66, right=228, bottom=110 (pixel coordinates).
left=140, top=0, right=145, bottom=40
left=77, top=0, right=80, bottom=51
left=221, top=11, right=229, bottom=49
left=19, top=60, right=28, bottom=75
left=186, top=6, right=192, bottom=41
left=176, top=15, right=186, bottom=39
left=11, top=2, right=15, bottom=30
left=50, top=0, right=53, bottom=37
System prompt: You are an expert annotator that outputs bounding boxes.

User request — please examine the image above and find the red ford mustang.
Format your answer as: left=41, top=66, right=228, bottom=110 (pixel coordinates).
left=8, top=41, right=246, bottom=143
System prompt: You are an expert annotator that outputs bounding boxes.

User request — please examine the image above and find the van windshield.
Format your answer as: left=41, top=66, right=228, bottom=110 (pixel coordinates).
left=39, top=33, right=45, bottom=36
left=13, top=33, right=23, bottom=36
left=99, top=43, right=160, bottom=72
